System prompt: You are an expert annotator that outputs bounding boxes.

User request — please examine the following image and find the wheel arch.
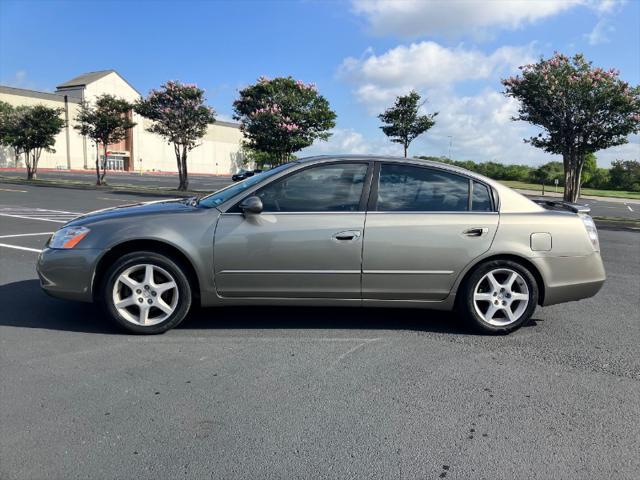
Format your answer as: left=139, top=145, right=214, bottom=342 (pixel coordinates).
left=92, top=239, right=201, bottom=305
left=454, top=253, right=545, bottom=307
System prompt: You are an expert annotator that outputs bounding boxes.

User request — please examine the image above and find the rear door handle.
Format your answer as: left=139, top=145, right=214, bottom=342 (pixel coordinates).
left=463, top=227, right=489, bottom=237
left=333, top=230, right=361, bottom=241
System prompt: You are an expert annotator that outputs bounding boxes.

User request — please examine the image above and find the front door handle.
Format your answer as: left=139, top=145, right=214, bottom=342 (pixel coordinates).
left=333, top=230, right=361, bottom=241
left=463, top=227, right=489, bottom=237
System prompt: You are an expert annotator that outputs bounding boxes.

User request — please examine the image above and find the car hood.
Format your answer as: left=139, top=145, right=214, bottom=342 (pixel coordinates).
left=66, top=198, right=198, bottom=226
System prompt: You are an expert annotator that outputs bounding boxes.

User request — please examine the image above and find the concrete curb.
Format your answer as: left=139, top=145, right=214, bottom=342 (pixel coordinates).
left=514, top=188, right=640, bottom=204
left=0, top=176, right=207, bottom=198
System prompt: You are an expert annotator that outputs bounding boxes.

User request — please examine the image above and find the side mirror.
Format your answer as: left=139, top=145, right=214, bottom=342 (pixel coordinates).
left=239, top=196, right=263, bottom=215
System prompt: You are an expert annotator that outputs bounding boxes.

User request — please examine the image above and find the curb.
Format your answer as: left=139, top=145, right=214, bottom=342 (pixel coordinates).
left=0, top=176, right=208, bottom=198
left=0, top=167, right=229, bottom=178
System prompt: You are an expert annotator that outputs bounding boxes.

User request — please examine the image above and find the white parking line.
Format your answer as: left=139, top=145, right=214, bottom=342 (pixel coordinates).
left=0, top=187, right=27, bottom=193
left=0, top=213, right=67, bottom=223
left=0, top=206, right=82, bottom=223
left=0, top=232, right=53, bottom=238
left=626, top=204, right=634, bottom=212
left=0, top=243, right=41, bottom=253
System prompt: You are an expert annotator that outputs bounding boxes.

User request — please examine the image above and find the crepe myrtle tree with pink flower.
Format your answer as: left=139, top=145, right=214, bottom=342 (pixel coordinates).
left=75, top=95, right=136, bottom=186
left=503, top=53, right=640, bottom=203
left=233, top=76, right=336, bottom=165
left=135, top=81, right=215, bottom=191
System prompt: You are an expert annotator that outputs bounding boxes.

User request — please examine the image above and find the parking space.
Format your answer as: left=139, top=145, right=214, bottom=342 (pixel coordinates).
left=1, top=184, right=640, bottom=479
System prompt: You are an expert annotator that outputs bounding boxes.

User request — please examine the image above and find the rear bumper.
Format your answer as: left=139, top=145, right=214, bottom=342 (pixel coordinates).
left=532, top=252, right=606, bottom=306
left=36, top=248, right=102, bottom=302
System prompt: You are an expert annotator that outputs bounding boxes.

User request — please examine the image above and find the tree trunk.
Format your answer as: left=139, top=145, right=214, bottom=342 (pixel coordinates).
left=98, top=145, right=108, bottom=185
left=403, top=142, right=408, bottom=158
left=31, top=149, right=40, bottom=180
left=24, top=149, right=33, bottom=180
left=179, top=148, right=189, bottom=191
left=174, top=144, right=184, bottom=191
left=562, top=152, right=585, bottom=203
left=95, top=146, right=101, bottom=185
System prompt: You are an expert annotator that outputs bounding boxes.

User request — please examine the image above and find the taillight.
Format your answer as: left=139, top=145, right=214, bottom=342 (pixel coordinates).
left=580, top=214, right=600, bottom=252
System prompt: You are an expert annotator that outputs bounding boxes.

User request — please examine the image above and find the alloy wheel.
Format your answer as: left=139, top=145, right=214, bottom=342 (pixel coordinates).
left=111, top=264, right=179, bottom=326
left=473, top=268, right=530, bottom=326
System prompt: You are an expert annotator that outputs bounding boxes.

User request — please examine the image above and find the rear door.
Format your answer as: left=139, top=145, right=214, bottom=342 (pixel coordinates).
left=214, top=162, right=371, bottom=298
left=362, top=163, right=499, bottom=301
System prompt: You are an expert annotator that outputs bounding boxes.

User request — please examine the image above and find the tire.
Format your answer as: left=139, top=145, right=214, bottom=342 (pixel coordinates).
left=100, top=251, right=192, bottom=334
left=458, top=259, right=539, bottom=334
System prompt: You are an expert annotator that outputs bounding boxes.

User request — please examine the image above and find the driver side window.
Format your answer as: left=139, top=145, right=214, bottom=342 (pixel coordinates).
left=252, top=163, right=369, bottom=212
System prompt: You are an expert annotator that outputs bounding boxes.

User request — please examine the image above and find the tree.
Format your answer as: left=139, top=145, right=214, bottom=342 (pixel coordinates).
left=0, top=101, right=22, bottom=165
left=135, top=81, right=215, bottom=190
left=530, top=161, right=564, bottom=190
left=5, top=105, right=65, bottom=180
left=503, top=53, right=640, bottom=202
left=75, top=94, right=136, bottom=186
left=609, top=160, right=640, bottom=191
left=378, top=91, right=438, bottom=157
left=239, top=144, right=283, bottom=170
left=585, top=168, right=610, bottom=190
left=233, top=76, right=336, bottom=165
left=579, top=153, right=598, bottom=196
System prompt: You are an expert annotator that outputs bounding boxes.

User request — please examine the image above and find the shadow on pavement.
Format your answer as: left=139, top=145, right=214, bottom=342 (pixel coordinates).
left=1, top=279, right=537, bottom=336
left=0, top=279, right=118, bottom=334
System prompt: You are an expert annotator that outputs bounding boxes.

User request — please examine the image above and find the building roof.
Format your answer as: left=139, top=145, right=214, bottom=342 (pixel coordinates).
left=0, top=85, right=80, bottom=103
left=56, top=70, right=116, bottom=88
left=56, top=70, right=141, bottom=95
left=215, top=119, right=241, bottom=129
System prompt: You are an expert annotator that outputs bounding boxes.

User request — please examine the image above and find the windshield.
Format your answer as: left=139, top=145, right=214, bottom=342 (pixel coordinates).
left=199, top=163, right=296, bottom=208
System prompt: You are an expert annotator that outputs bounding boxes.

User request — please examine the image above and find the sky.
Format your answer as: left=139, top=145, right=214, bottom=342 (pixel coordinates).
left=0, top=0, right=639, bottom=167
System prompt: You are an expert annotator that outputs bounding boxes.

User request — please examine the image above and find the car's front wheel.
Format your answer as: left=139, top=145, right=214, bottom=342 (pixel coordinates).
left=459, top=259, right=539, bottom=334
left=101, top=251, right=192, bottom=334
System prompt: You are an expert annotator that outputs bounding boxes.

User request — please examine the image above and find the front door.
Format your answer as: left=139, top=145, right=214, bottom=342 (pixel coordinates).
left=362, top=163, right=499, bottom=301
left=214, top=162, right=371, bottom=298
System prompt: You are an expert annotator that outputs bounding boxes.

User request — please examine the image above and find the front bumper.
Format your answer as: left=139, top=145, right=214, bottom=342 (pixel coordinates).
left=532, top=252, right=606, bottom=306
left=37, top=248, right=103, bottom=302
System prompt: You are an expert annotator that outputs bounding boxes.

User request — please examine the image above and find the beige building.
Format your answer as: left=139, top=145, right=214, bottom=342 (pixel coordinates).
left=0, top=70, right=245, bottom=174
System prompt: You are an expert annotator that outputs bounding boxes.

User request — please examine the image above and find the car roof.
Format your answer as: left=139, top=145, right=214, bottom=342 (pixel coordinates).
left=296, top=154, right=486, bottom=179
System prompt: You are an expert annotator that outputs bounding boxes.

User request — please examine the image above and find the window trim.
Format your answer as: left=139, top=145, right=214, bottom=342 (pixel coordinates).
left=226, top=160, right=375, bottom=214
left=369, top=162, right=497, bottom=213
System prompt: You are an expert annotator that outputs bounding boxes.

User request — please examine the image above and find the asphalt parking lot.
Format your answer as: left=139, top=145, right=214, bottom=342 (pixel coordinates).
left=1, top=183, right=639, bottom=479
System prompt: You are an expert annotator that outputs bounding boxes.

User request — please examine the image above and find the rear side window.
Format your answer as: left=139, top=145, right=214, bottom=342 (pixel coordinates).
left=472, top=181, right=493, bottom=211
left=376, top=164, right=469, bottom=212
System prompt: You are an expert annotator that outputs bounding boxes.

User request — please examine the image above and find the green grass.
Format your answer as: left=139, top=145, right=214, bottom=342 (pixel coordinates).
left=499, top=180, right=640, bottom=200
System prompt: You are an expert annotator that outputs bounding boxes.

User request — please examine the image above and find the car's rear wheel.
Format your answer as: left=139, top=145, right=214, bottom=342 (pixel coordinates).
left=101, top=251, right=192, bottom=334
left=459, top=259, right=538, bottom=334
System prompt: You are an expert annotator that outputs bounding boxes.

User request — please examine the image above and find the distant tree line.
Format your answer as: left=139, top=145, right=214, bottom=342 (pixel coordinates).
left=1, top=52, right=638, bottom=196
left=416, top=155, right=640, bottom=192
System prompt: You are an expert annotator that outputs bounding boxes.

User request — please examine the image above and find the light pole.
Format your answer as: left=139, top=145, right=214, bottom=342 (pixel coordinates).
left=447, top=136, right=453, bottom=160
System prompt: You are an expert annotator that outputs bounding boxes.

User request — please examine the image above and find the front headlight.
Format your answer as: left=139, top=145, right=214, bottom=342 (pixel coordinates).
left=49, top=226, right=90, bottom=249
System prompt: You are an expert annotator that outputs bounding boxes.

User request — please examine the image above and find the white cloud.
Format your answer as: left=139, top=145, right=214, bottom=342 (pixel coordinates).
left=1, top=70, right=35, bottom=89
left=410, top=89, right=547, bottom=163
left=339, top=41, right=535, bottom=113
left=596, top=135, right=640, bottom=165
left=352, top=0, right=626, bottom=38
left=301, top=128, right=398, bottom=157
left=584, top=18, right=615, bottom=45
